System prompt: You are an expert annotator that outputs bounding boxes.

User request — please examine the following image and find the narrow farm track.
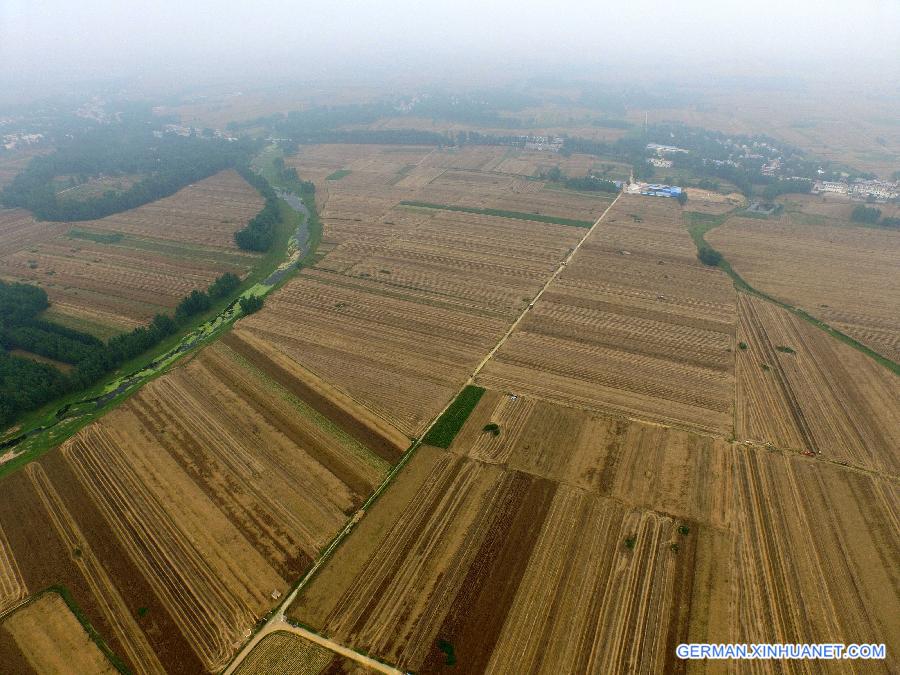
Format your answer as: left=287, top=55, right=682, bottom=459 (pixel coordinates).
left=467, top=192, right=622, bottom=380
left=222, top=193, right=623, bottom=674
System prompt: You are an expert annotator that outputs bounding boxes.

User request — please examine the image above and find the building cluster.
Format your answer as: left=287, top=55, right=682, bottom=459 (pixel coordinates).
left=2, top=133, right=44, bottom=151
left=153, top=125, right=237, bottom=141
left=523, top=136, right=564, bottom=152
left=74, top=98, right=115, bottom=124
left=625, top=182, right=684, bottom=198
left=160, top=124, right=195, bottom=137
left=646, top=143, right=688, bottom=156
left=812, top=179, right=899, bottom=201
left=761, top=158, right=781, bottom=176
left=647, top=157, right=673, bottom=168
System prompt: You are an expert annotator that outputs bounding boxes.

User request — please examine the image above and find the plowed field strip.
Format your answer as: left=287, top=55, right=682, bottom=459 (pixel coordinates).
left=64, top=431, right=258, bottom=671
left=26, top=464, right=165, bottom=675
left=418, top=472, right=557, bottom=673
left=199, top=346, right=384, bottom=499
left=0, top=524, right=27, bottom=615
left=222, top=331, right=406, bottom=462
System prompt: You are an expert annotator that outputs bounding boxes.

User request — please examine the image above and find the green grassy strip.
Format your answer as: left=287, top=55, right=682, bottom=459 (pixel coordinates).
left=400, top=201, right=594, bottom=228
left=421, top=385, right=486, bottom=448
left=684, top=212, right=900, bottom=375
left=67, top=228, right=124, bottom=244
left=326, top=169, right=351, bottom=181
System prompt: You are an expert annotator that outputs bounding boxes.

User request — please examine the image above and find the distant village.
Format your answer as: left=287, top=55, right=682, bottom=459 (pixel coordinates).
left=812, top=179, right=899, bottom=202
left=641, top=140, right=899, bottom=202
left=2, top=132, right=44, bottom=151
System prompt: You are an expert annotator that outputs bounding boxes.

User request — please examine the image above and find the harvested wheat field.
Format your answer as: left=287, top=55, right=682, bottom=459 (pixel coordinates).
left=479, top=194, right=737, bottom=434
left=0, top=337, right=393, bottom=672
left=288, top=144, right=613, bottom=249
left=707, top=213, right=900, bottom=362
left=418, top=168, right=612, bottom=222
left=286, top=145, right=434, bottom=246
left=234, top=631, right=375, bottom=675
left=683, top=189, right=745, bottom=215
left=232, top=269, right=513, bottom=437
left=446, top=390, right=734, bottom=527
left=0, top=522, right=27, bottom=615
left=729, top=448, right=900, bottom=673
left=241, top=146, right=611, bottom=441
left=735, top=294, right=899, bottom=472
left=287, top=407, right=718, bottom=674
left=288, top=387, right=899, bottom=674
left=0, top=170, right=262, bottom=335
left=0, top=592, right=117, bottom=675
left=234, top=199, right=585, bottom=437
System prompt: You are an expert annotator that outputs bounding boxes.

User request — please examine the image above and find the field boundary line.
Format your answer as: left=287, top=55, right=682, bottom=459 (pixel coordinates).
left=469, top=191, right=622, bottom=379
left=221, top=191, right=622, bottom=675
left=684, top=210, right=900, bottom=376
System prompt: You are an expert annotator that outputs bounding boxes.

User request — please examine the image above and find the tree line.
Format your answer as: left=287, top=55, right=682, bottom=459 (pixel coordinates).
left=0, top=272, right=243, bottom=429
left=852, top=205, right=900, bottom=228
left=538, top=166, right=620, bottom=193
left=234, top=165, right=280, bottom=251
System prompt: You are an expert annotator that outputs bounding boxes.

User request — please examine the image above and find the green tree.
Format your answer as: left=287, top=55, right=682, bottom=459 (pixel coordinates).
left=851, top=205, right=881, bottom=224
left=239, top=295, right=264, bottom=314
left=698, top=247, right=722, bottom=266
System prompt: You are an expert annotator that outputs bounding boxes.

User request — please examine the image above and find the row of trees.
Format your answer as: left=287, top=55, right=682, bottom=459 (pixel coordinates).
left=0, top=272, right=244, bottom=428
left=852, top=205, right=900, bottom=228
left=538, top=166, right=620, bottom=194
left=562, top=175, right=620, bottom=193
left=234, top=165, right=280, bottom=251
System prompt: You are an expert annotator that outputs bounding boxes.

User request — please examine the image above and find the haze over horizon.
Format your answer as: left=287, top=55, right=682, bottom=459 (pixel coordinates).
left=2, top=0, right=899, bottom=94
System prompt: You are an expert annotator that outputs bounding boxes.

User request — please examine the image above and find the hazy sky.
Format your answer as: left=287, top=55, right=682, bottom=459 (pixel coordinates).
left=2, top=0, right=899, bottom=89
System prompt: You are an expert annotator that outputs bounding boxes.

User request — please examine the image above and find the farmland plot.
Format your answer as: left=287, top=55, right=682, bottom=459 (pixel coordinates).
left=232, top=270, right=512, bottom=437
left=0, top=523, right=27, bottom=614
left=287, top=144, right=612, bottom=248
left=420, top=168, right=613, bottom=222
left=0, top=170, right=262, bottom=334
left=735, top=294, right=899, bottom=473
left=479, top=195, right=737, bottom=434
left=492, top=151, right=602, bottom=178
left=234, top=631, right=374, bottom=675
left=0, top=338, right=391, bottom=672
left=730, top=449, right=900, bottom=673
left=448, top=391, right=735, bottom=528
left=707, top=213, right=900, bottom=362
left=418, top=146, right=510, bottom=172
left=0, top=208, right=68, bottom=255
left=242, top=143, right=617, bottom=438
left=235, top=201, right=584, bottom=436
left=288, top=401, right=727, bottom=673
left=289, top=387, right=898, bottom=673
left=0, top=592, right=117, bottom=675
left=286, top=145, right=434, bottom=246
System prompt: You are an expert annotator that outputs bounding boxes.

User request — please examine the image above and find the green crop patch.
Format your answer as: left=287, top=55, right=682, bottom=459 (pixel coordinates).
left=326, top=169, right=351, bottom=181
left=422, top=385, right=486, bottom=448
left=400, top=201, right=594, bottom=227
left=67, top=228, right=124, bottom=245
